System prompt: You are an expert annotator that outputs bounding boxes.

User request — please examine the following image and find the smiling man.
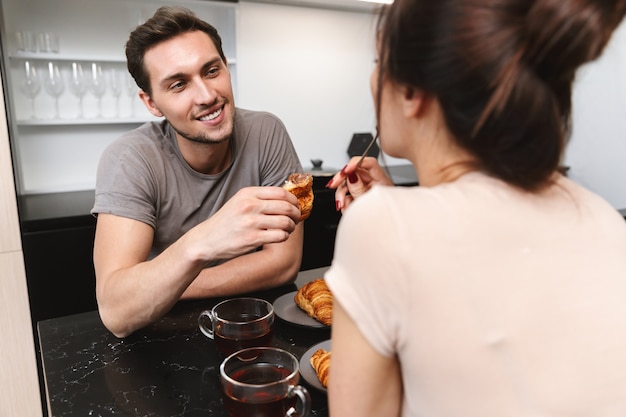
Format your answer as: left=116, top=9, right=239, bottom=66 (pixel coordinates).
left=91, top=6, right=304, bottom=338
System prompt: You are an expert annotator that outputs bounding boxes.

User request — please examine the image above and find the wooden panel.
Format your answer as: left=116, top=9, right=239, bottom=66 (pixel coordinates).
left=0, top=70, right=43, bottom=416
left=0, top=251, right=43, bottom=417
left=0, top=76, right=21, bottom=253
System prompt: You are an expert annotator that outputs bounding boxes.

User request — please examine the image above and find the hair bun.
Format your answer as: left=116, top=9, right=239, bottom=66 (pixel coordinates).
left=375, top=0, right=626, bottom=190
left=523, top=0, right=626, bottom=83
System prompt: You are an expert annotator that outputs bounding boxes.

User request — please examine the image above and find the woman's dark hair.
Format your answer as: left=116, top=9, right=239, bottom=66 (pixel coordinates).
left=376, top=0, right=626, bottom=190
left=125, top=6, right=226, bottom=96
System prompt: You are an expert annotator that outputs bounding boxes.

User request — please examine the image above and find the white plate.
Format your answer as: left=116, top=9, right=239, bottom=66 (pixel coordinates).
left=273, top=291, right=329, bottom=328
left=299, top=339, right=331, bottom=392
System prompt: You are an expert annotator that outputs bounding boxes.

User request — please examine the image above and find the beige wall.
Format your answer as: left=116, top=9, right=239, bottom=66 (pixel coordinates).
left=0, top=72, right=43, bottom=415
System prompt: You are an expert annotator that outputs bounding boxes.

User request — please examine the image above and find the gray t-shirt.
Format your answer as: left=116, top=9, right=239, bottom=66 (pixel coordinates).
left=92, top=108, right=302, bottom=258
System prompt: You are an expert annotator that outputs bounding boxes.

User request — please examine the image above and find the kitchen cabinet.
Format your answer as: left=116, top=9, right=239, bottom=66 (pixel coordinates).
left=18, top=190, right=98, bottom=323
left=1, top=0, right=238, bottom=194
left=8, top=55, right=146, bottom=122
left=300, top=165, right=419, bottom=271
left=18, top=191, right=98, bottom=417
left=301, top=186, right=342, bottom=270
left=21, top=223, right=97, bottom=321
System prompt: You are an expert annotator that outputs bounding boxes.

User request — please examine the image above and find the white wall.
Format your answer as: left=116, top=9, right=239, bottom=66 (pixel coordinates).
left=237, top=2, right=626, bottom=208
left=236, top=1, right=393, bottom=171
left=566, top=21, right=626, bottom=209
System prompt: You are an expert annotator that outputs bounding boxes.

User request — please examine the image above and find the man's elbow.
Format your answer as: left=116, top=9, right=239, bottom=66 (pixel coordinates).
left=97, top=303, right=135, bottom=338
left=277, top=256, right=300, bottom=286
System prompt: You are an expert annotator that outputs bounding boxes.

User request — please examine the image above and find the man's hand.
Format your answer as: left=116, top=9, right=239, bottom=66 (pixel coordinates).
left=183, top=186, right=301, bottom=263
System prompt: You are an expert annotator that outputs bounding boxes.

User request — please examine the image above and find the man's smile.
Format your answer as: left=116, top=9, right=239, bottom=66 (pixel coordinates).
left=198, top=106, right=223, bottom=122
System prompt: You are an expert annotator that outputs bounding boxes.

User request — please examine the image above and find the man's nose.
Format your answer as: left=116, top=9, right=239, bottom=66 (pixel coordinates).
left=193, top=79, right=216, bottom=104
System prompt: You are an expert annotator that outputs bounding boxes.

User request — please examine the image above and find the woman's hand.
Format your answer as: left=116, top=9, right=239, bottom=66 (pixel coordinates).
left=325, top=156, right=394, bottom=213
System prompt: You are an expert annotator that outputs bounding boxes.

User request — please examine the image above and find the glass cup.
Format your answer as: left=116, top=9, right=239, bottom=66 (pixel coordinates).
left=38, top=32, right=59, bottom=53
left=198, top=297, right=274, bottom=357
left=16, top=31, right=37, bottom=53
left=220, top=347, right=311, bottom=417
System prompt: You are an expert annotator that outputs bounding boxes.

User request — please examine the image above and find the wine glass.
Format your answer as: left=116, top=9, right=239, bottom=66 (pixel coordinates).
left=68, top=62, right=87, bottom=118
left=43, top=62, right=64, bottom=119
left=125, top=73, right=138, bottom=117
left=88, top=63, right=106, bottom=118
left=109, top=68, right=122, bottom=118
left=19, top=60, right=41, bottom=119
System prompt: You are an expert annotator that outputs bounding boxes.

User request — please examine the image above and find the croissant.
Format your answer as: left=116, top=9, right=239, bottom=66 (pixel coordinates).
left=282, top=173, right=314, bottom=221
left=294, top=278, right=332, bottom=326
left=310, top=348, right=331, bottom=388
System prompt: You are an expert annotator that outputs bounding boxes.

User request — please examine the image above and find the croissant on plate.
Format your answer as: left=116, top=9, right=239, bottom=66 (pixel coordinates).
left=294, top=278, right=332, bottom=326
left=310, top=348, right=331, bottom=388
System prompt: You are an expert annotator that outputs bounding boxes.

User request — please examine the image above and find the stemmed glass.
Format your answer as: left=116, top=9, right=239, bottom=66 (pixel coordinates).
left=43, top=62, right=64, bottom=119
left=88, top=63, right=106, bottom=118
left=109, top=68, right=122, bottom=118
left=68, top=62, right=87, bottom=118
left=126, top=73, right=138, bottom=117
left=19, top=60, right=41, bottom=119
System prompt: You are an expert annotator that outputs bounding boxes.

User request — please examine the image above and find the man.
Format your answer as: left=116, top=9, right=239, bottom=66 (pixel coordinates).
left=91, top=6, right=304, bottom=338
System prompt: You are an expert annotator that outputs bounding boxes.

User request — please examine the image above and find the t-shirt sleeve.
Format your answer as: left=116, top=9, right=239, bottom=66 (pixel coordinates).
left=91, top=139, right=158, bottom=229
left=256, top=112, right=303, bottom=186
left=325, top=187, right=410, bottom=358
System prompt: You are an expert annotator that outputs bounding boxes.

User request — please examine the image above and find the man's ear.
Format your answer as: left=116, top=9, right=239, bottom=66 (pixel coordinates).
left=402, top=86, right=426, bottom=119
left=139, top=89, right=164, bottom=118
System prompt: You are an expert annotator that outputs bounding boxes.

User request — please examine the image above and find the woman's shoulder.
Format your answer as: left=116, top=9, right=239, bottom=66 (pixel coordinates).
left=358, top=172, right=494, bottom=212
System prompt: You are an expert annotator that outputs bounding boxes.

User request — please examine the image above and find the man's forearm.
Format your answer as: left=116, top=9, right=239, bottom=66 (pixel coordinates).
left=96, top=235, right=208, bottom=338
left=95, top=215, right=303, bottom=337
left=181, top=224, right=303, bottom=299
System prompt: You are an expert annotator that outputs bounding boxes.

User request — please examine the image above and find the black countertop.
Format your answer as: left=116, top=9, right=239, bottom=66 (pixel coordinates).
left=38, top=267, right=331, bottom=417
left=18, top=165, right=418, bottom=226
left=18, top=189, right=95, bottom=231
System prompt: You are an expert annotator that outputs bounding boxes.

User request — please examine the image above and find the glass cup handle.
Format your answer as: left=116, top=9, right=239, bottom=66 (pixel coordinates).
left=285, top=385, right=311, bottom=417
left=198, top=310, right=215, bottom=339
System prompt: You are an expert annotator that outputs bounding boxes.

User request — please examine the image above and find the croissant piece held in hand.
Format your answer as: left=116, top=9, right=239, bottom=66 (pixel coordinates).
left=282, top=173, right=314, bottom=221
left=310, top=348, right=331, bottom=388
left=294, top=278, right=332, bottom=326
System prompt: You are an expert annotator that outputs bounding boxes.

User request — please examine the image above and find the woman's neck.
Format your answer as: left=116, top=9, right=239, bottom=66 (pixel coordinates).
left=408, top=103, right=478, bottom=187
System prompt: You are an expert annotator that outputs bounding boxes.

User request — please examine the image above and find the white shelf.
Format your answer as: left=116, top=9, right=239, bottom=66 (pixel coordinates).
left=9, top=53, right=237, bottom=65
left=9, top=52, right=126, bottom=63
left=16, top=117, right=160, bottom=127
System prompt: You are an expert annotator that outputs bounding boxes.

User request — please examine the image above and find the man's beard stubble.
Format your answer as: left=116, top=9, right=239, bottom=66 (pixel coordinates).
left=172, top=124, right=231, bottom=145
left=171, top=106, right=235, bottom=146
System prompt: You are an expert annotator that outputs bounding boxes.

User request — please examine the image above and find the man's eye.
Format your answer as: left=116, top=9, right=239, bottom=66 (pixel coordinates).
left=169, top=81, right=185, bottom=91
left=206, top=67, right=220, bottom=77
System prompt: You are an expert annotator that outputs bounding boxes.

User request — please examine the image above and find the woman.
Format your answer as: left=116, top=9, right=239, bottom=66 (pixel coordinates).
left=324, top=0, right=626, bottom=416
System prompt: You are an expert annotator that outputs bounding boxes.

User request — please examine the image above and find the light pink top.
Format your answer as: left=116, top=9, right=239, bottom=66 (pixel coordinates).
left=326, top=172, right=626, bottom=417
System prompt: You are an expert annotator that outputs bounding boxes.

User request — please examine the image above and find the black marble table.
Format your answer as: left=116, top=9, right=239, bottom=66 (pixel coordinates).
left=38, top=267, right=331, bottom=417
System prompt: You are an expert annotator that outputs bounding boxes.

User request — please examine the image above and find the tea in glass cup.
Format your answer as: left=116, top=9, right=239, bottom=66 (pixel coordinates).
left=198, top=297, right=274, bottom=357
left=220, top=347, right=311, bottom=417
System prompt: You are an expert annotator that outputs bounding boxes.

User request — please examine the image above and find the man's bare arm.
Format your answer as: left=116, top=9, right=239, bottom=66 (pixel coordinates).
left=181, top=223, right=303, bottom=299
left=94, top=186, right=301, bottom=338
